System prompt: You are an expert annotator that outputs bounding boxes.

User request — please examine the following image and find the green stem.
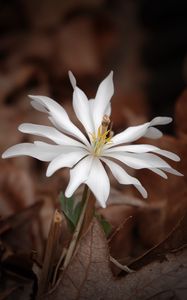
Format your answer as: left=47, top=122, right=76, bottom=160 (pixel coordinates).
left=63, top=185, right=90, bottom=269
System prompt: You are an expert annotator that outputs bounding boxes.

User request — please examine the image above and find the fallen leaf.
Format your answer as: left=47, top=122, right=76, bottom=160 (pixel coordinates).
left=0, top=161, right=35, bottom=217
left=0, top=202, right=43, bottom=255
left=45, top=218, right=187, bottom=299
left=129, top=212, right=187, bottom=270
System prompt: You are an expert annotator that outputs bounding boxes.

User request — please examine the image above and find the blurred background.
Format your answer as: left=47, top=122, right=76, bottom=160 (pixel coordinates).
left=0, top=0, right=187, bottom=267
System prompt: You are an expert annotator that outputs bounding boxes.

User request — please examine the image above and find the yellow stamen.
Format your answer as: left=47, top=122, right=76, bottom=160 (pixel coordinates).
left=90, top=115, right=112, bottom=156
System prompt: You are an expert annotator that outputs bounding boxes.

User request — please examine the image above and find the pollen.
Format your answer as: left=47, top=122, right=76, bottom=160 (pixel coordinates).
left=90, top=115, right=112, bottom=156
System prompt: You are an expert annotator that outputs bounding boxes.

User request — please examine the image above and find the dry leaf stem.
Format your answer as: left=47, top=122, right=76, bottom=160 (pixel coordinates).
left=110, top=256, right=134, bottom=273
left=36, top=210, right=63, bottom=299
left=63, top=185, right=90, bottom=269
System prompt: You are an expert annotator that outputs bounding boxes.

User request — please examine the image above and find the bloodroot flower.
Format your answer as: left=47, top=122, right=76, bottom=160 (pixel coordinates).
left=2, top=72, right=182, bottom=207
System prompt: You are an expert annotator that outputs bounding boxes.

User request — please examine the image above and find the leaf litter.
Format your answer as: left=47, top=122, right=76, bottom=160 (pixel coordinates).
left=0, top=3, right=187, bottom=299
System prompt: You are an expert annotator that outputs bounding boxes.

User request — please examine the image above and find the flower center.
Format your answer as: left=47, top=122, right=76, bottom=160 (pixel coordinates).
left=90, top=115, right=112, bottom=156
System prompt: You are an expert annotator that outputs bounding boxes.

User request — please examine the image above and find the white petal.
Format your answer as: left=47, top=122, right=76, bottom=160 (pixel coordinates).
left=154, top=149, right=180, bottom=161
left=149, top=168, right=168, bottom=179
left=92, top=71, right=114, bottom=132
left=144, top=127, right=163, bottom=139
left=105, top=144, right=180, bottom=161
left=2, top=142, right=63, bottom=161
left=29, top=95, right=89, bottom=146
left=65, top=156, right=93, bottom=198
left=103, top=152, right=172, bottom=170
left=101, top=158, right=147, bottom=198
left=68, top=71, right=76, bottom=89
left=19, top=123, right=85, bottom=148
left=88, top=99, right=95, bottom=112
left=30, top=100, right=48, bottom=113
left=105, top=102, right=111, bottom=116
left=73, top=87, right=94, bottom=134
left=88, top=99, right=111, bottom=136
left=150, top=116, right=172, bottom=125
left=85, top=158, right=110, bottom=208
left=110, top=116, right=172, bottom=146
left=89, top=100, right=111, bottom=117
left=161, top=167, right=183, bottom=176
left=46, top=148, right=88, bottom=177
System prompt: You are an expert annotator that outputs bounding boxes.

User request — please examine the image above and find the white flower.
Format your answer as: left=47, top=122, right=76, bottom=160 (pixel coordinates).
left=2, top=72, right=182, bottom=207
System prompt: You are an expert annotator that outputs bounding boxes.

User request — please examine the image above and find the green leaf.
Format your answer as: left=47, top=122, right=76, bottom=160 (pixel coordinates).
left=60, top=192, right=83, bottom=231
left=95, top=213, right=112, bottom=237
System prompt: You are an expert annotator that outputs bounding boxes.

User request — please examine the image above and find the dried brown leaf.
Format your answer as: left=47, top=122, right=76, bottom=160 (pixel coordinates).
left=0, top=202, right=43, bottom=255
left=45, top=218, right=187, bottom=300
left=0, top=161, right=35, bottom=217
left=129, top=212, right=187, bottom=270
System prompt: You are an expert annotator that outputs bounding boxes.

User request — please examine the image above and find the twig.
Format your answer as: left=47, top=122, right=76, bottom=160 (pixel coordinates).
left=52, top=247, right=67, bottom=286
left=110, top=256, right=134, bottom=273
left=108, top=216, right=132, bottom=243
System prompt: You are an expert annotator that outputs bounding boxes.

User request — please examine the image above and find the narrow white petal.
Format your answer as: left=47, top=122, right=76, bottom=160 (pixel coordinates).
left=46, top=148, right=88, bottom=177
left=92, top=71, right=114, bottom=132
left=85, top=158, right=110, bottom=208
left=101, top=158, right=147, bottom=198
left=65, top=156, right=93, bottom=198
left=111, top=123, right=150, bottom=145
left=105, top=144, right=180, bottom=161
left=68, top=71, right=76, bottom=89
left=73, top=87, right=94, bottom=134
left=19, top=123, right=85, bottom=148
left=135, top=185, right=148, bottom=198
left=29, top=95, right=89, bottom=146
left=150, top=116, right=172, bottom=126
left=2, top=142, right=63, bottom=161
left=149, top=168, right=168, bottom=179
left=103, top=152, right=172, bottom=170
left=153, top=149, right=180, bottom=161
left=29, top=95, right=67, bottom=116
left=161, top=167, right=183, bottom=176
left=104, top=151, right=182, bottom=178
left=110, top=116, right=172, bottom=147
left=105, top=144, right=160, bottom=153
left=30, top=100, right=48, bottom=113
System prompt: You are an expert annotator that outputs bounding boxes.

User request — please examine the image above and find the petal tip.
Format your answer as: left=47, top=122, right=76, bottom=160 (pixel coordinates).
left=99, top=200, right=107, bottom=208
left=167, top=117, right=173, bottom=123
left=65, top=190, right=71, bottom=199
left=46, top=170, right=51, bottom=177
left=162, top=116, right=173, bottom=124
left=18, top=124, right=23, bottom=131
left=174, top=155, right=181, bottom=162
left=1, top=149, right=14, bottom=159
left=28, top=94, right=37, bottom=100
left=68, top=70, right=76, bottom=89
left=2, top=151, right=7, bottom=159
